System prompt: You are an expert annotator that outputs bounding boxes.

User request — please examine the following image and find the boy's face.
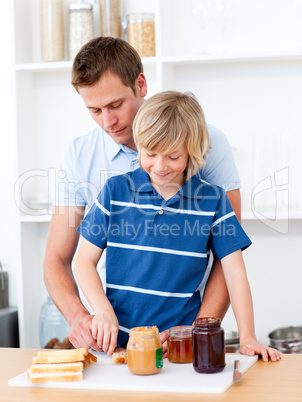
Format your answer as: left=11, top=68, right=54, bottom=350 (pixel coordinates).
left=140, top=143, right=189, bottom=193
left=78, top=72, right=147, bottom=150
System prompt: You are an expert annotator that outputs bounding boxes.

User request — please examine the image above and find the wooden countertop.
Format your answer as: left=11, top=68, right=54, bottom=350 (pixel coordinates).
left=1, top=348, right=301, bottom=401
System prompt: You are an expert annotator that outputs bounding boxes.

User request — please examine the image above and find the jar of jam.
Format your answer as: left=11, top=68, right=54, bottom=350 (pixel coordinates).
left=127, top=326, right=163, bottom=375
left=167, top=326, right=193, bottom=363
left=192, top=317, right=225, bottom=374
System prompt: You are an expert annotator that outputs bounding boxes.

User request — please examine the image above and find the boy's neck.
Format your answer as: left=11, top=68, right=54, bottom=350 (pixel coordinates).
left=151, top=181, right=185, bottom=201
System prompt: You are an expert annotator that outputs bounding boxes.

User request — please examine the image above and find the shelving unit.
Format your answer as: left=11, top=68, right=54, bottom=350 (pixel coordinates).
left=4, top=0, right=302, bottom=347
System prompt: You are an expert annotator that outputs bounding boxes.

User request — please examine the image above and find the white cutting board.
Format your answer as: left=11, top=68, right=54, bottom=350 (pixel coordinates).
left=8, top=353, right=258, bottom=394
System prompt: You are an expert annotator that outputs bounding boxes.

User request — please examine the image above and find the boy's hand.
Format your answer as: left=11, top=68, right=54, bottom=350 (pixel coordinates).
left=240, top=340, right=281, bottom=362
left=92, top=310, right=119, bottom=356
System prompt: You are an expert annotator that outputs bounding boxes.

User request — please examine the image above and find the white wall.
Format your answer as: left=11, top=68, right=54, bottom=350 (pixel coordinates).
left=223, top=219, right=302, bottom=345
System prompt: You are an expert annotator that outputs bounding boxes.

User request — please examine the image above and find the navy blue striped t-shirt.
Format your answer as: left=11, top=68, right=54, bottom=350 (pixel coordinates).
left=77, top=168, right=251, bottom=347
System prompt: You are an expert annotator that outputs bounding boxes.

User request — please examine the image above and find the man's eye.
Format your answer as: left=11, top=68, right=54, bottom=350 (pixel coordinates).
left=111, top=103, right=121, bottom=109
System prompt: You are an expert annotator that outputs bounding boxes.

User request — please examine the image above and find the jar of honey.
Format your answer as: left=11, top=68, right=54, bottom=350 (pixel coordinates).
left=167, top=326, right=193, bottom=363
left=127, top=326, right=163, bottom=375
left=192, top=317, right=225, bottom=374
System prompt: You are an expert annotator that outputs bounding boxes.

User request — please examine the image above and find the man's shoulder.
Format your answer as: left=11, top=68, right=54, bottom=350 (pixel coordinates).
left=207, top=123, right=228, bottom=143
left=70, top=126, right=104, bottom=150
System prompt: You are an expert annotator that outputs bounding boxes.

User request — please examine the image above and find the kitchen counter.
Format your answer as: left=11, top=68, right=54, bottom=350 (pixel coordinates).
left=1, top=348, right=301, bottom=401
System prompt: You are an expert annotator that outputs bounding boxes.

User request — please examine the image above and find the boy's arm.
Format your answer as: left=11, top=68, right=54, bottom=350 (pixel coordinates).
left=74, top=238, right=119, bottom=355
left=196, top=189, right=241, bottom=319
left=44, top=206, right=101, bottom=351
left=221, top=250, right=280, bottom=362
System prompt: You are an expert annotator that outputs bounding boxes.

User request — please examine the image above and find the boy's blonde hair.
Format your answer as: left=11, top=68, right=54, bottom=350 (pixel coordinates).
left=133, top=91, right=210, bottom=180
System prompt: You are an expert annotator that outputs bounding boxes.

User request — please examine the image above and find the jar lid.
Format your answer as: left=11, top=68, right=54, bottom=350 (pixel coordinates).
left=70, top=2, right=92, bottom=11
left=169, top=325, right=193, bottom=338
left=127, top=13, right=155, bottom=23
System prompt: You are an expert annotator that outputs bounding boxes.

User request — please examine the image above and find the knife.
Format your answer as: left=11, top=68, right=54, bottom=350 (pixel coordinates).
left=233, top=359, right=242, bottom=383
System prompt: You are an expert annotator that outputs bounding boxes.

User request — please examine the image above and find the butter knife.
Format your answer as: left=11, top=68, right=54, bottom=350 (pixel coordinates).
left=233, top=359, right=242, bottom=383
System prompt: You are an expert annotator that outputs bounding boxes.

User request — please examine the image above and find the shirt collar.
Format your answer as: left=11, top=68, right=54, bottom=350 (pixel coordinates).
left=131, top=168, right=154, bottom=192
left=102, top=129, right=138, bottom=161
left=131, top=168, right=206, bottom=199
left=179, top=175, right=205, bottom=199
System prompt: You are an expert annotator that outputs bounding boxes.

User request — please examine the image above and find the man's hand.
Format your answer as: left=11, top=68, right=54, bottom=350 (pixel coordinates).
left=68, top=313, right=102, bottom=351
left=159, top=329, right=170, bottom=358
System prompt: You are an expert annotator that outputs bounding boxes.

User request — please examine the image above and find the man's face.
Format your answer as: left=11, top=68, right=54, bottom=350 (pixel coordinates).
left=78, top=72, right=147, bottom=150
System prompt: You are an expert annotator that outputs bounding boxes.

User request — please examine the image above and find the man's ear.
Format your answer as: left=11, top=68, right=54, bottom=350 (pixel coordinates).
left=136, top=73, right=148, bottom=97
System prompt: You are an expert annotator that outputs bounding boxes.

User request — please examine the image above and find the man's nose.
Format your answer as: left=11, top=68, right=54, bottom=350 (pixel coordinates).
left=102, top=109, right=117, bottom=129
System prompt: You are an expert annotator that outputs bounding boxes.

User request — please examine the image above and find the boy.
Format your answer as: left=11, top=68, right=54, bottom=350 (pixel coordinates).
left=75, top=91, right=280, bottom=362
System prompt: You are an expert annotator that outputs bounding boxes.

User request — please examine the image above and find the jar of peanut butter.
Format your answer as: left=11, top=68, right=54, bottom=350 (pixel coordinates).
left=127, top=326, right=163, bottom=375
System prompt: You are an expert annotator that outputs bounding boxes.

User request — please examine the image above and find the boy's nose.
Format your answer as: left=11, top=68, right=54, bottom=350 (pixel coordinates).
left=154, top=156, right=167, bottom=172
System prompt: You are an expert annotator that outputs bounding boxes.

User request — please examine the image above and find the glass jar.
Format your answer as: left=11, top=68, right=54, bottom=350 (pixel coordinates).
left=69, top=1, right=94, bottom=60
left=127, top=13, right=156, bottom=57
left=40, top=0, right=65, bottom=62
left=127, top=326, right=163, bottom=375
left=99, top=0, right=121, bottom=38
left=167, top=326, right=193, bottom=363
left=39, top=296, right=70, bottom=348
left=192, top=317, right=226, bottom=374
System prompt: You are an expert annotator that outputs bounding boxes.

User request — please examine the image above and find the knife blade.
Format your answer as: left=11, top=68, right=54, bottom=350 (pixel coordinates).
left=233, top=359, right=242, bottom=383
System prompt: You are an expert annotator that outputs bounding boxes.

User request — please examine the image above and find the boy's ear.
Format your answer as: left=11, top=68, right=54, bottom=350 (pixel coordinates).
left=136, top=73, right=148, bottom=97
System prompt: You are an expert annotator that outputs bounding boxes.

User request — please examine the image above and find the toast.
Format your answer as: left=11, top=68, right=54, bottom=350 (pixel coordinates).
left=28, top=348, right=97, bottom=384
left=28, top=362, right=84, bottom=373
left=27, top=370, right=83, bottom=383
left=32, top=348, right=88, bottom=364
left=112, top=351, right=127, bottom=364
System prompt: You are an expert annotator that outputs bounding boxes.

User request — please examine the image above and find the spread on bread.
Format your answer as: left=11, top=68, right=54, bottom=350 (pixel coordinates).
left=27, top=348, right=97, bottom=383
left=112, top=351, right=127, bottom=364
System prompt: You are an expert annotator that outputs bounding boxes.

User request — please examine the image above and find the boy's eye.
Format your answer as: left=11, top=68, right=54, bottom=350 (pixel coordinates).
left=169, top=156, right=179, bottom=160
left=146, top=151, right=155, bottom=157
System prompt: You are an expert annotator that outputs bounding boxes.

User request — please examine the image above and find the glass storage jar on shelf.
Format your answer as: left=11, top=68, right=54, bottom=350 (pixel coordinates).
left=40, top=0, right=65, bottom=62
left=99, top=0, right=122, bottom=38
left=39, top=296, right=70, bottom=348
left=127, top=13, right=156, bottom=57
left=69, top=0, right=94, bottom=60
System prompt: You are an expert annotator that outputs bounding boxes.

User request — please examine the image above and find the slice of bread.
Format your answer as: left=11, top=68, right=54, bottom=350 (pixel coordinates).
left=27, top=370, right=83, bottom=383
left=28, top=362, right=84, bottom=373
left=33, top=348, right=88, bottom=364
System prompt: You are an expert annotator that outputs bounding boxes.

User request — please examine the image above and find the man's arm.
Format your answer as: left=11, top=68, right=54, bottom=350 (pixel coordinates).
left=196, top=189, right=241, bottom=319
left=43, top=205, right=101, bottom=350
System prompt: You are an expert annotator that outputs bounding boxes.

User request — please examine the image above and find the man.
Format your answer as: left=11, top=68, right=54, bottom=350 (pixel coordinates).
left=44, top=37, right=241, bottom=354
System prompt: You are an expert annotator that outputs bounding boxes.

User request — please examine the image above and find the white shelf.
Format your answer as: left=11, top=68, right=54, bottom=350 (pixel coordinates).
left=15, top=51, right=302, bottom=72
left=15, top=57, right=158, bottom=72
left=161, top=50, right=302, bottom=65
left=19, top=211, right=301, bottom=224
left=20, top=214, right=52, bottom=223
left=242, top=211, right=302, bottom=221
